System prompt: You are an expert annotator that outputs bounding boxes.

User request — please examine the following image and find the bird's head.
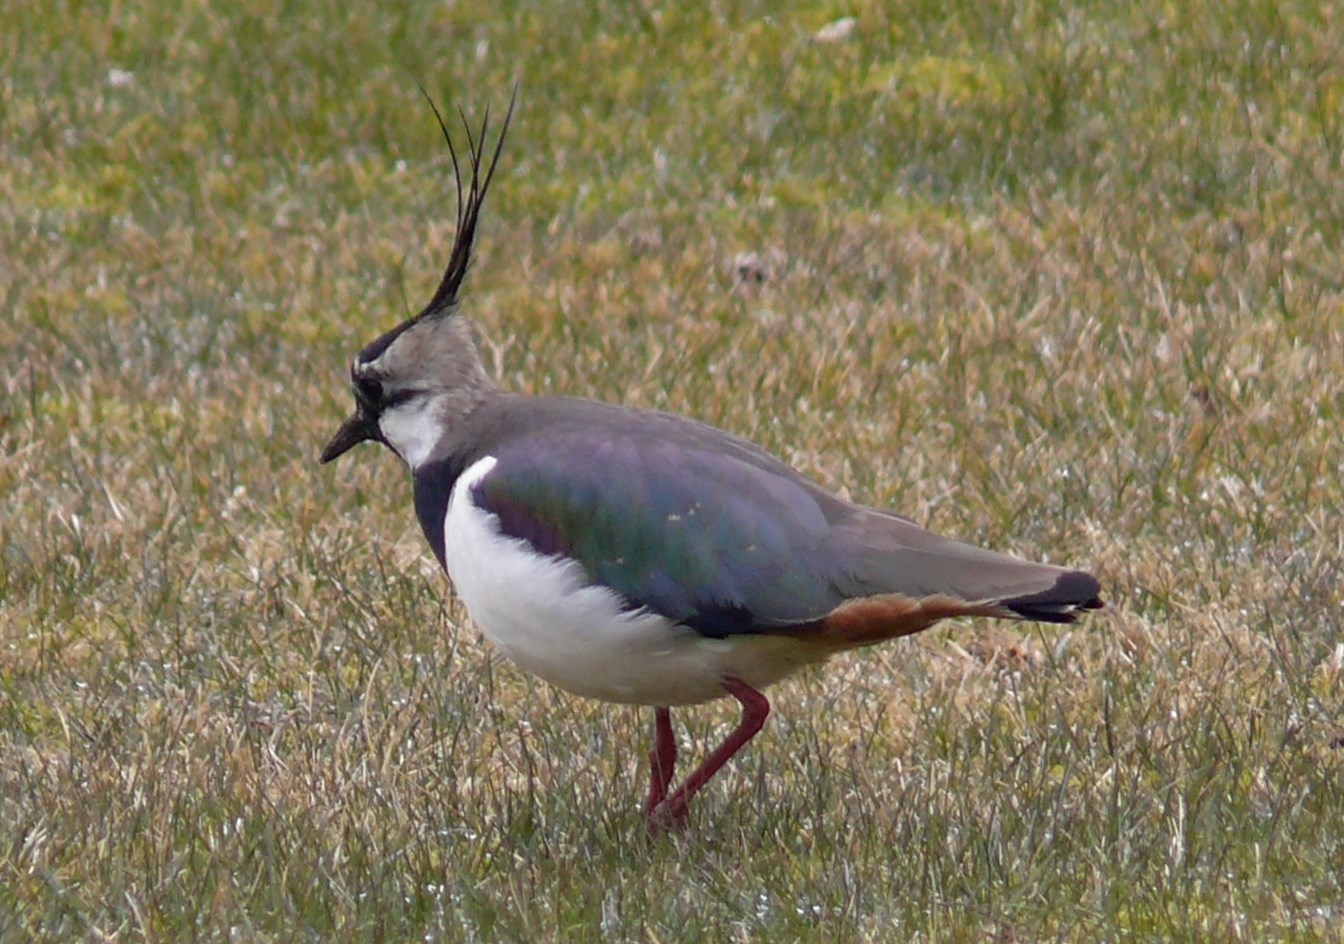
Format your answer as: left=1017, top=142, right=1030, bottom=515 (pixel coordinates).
left=320, top=92, right=514, bottom=471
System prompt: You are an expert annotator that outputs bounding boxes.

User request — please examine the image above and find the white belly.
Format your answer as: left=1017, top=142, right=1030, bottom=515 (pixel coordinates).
left=441, top=456, right=822, bottom=706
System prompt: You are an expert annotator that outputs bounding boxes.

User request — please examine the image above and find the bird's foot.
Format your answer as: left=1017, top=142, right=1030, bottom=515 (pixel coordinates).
left=645, top=796, right=690, bottom=837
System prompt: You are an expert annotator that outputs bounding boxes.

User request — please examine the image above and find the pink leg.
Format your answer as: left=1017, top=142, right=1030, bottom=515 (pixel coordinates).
left=647, top=678, right=771, bottom=832
left=644, top=707, right=677, bottom=815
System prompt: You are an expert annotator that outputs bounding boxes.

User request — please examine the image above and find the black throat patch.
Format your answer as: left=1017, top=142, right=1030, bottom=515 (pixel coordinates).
left=411, top=454, right=470, bottom=569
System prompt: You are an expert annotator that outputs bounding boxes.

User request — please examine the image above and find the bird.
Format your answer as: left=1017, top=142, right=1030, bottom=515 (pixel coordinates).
left=320, top=97, right=1104, bottom=833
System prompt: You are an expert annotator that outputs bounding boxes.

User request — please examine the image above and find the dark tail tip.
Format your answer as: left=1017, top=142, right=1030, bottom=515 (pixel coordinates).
left=1001, top=570, right=1104, bottom=624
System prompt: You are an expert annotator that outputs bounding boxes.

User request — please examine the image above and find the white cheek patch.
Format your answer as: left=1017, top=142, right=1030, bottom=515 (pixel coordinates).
left=378, top=398, right=442, bottom=469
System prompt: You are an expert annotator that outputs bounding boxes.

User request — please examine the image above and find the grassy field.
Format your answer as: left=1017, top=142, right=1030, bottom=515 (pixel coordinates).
left=3, top=0, right=1343, bottom=940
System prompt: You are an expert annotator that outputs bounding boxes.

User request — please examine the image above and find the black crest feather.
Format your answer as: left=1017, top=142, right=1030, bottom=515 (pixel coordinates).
left=417, top=85, right=516, bottom=320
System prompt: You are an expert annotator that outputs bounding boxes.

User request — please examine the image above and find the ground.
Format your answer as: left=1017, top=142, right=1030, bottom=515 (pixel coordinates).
left=2, top=1, right=1342, bottom=940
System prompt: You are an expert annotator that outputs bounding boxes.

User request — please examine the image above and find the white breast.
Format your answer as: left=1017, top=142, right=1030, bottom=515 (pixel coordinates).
left=440, top=456, right=823, bottom=706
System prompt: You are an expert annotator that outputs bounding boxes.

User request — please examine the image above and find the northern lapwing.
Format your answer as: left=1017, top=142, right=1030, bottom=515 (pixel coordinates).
left=320, top=98, right=1104, bottom=832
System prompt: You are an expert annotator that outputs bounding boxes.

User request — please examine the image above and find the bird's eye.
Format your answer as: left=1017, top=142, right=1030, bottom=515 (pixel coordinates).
left=354, top=375, right=383, bottom=405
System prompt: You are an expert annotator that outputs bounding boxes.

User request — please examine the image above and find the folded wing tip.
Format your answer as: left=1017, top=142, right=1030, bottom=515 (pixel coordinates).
left=1000, top=569, right=1104, bottom=624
